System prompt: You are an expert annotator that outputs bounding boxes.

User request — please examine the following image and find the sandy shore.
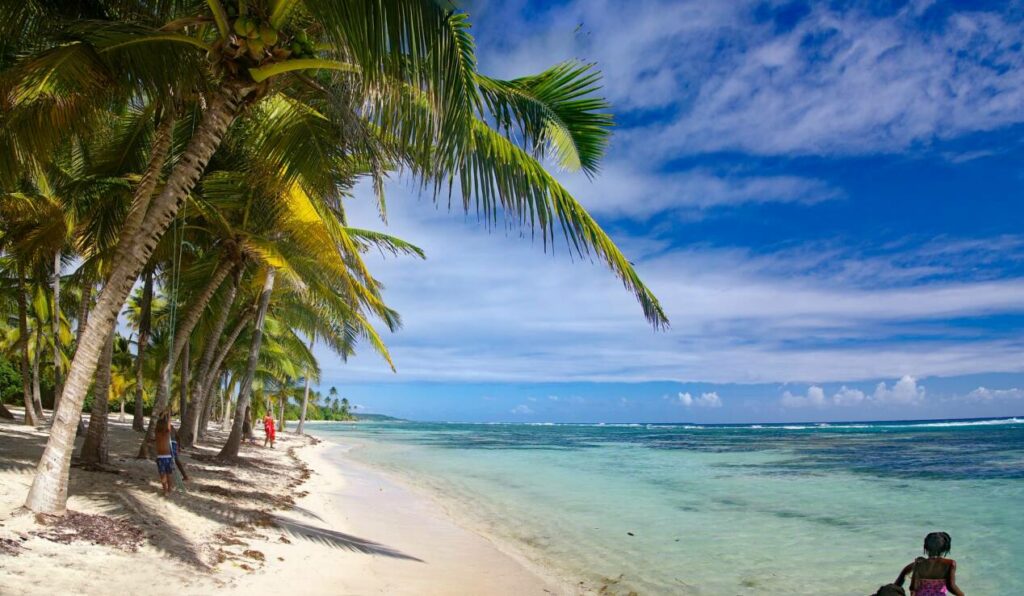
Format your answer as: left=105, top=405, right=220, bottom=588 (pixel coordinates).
left=0, top=410, right=567, bottom=595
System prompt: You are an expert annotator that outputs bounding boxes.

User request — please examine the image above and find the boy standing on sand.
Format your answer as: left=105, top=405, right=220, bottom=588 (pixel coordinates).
left=154, top=411, right=175, bottom=495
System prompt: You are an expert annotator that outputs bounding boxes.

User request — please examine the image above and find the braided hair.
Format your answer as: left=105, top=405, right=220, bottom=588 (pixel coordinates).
left=923, top=531, right=952, bottom=557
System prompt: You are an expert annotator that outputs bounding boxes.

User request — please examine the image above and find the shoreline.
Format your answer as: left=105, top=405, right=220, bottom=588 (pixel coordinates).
left=249, top=438, right=571, bottom=595
left=310, top=437, right=594, bottom=595
left=0, top=412, right=570, bottom=595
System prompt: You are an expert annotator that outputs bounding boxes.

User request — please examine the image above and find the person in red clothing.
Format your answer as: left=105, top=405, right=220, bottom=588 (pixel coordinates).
left=263, top=412, right=276, bottom=449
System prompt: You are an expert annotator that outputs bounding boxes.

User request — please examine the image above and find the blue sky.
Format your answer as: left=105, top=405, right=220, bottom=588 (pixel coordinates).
left=316, top=0, right=1024, bottom=423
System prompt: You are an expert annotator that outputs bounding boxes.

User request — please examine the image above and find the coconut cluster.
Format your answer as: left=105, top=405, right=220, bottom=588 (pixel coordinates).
left=231, top=17, right=280, bottom=60
left=289, top=31, right=316, bottom=59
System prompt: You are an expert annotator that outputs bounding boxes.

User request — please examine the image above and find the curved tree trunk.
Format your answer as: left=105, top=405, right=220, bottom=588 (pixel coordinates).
left=132, top=269, right=153, bottom=431
left=218, top=268, right=275, bottom=461
left=191, top=310, right=252, bottom=443
left=74, top=277, right=92, bottom=438
left=296, top=376, right=311, bottom=435
left=17, top=266, right=37, bottom=426
left=51, top=250, right=63, bottom=417
left=76, top=276, right=92, bottom=339
left=79, top=328, right=115, bottom=465
left=179, top=268, right=239, bottom=447
left=197, top=378, right=219, bottom=440
left=25, top=85, right=249, bottom=514
left=114, top=113, right=175, bottom=264
left=220, top=374, right=238, bottom=433
left=178, top=341, right=190, bottom=420
left=137, top=257, right=233, bottom=457
left=31, top=332, right=45, bottom=421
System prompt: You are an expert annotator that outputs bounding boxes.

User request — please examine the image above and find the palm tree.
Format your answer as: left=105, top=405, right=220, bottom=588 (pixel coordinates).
left=10, top=1, right=666, bottom=515
left=78, top=328, right=115, bottom=465
left=124, top=269, right=156, bottom=430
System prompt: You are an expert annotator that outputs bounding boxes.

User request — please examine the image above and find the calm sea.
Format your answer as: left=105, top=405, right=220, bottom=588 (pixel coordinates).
left=310, top=417, right=1024, bottom=594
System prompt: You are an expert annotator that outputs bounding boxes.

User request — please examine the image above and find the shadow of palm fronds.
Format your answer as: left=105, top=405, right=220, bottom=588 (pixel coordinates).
left=114, top=489, right=209, bottom=569
left=289, top=504, right=325, bottom=523
left=271, top=516, right=423, bottom=562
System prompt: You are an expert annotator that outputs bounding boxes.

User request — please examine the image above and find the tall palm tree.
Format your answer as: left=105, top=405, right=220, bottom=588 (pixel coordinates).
left=9, top=1, right=666, bottom=514
left=125, top=269, right=156, bottom=430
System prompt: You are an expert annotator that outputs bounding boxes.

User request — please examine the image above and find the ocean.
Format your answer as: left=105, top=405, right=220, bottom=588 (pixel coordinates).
left=309, top=417, right=1024, bottom=594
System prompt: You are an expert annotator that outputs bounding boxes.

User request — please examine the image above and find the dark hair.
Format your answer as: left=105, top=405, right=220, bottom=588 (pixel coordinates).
left=874, top=584, right=906, bottom=596
left=923, top=531, right=952, bottom=557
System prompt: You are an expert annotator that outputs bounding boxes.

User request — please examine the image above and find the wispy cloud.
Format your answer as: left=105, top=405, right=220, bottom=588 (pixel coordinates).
left=326, top=190, right=1024, bottom=385
left=478, top=0, right=1024, bottom=157
left=560, top=165, right=841, bottom=219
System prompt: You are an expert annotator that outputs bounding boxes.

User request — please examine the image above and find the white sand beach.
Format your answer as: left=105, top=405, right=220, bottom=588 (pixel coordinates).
left=0, top=411, right=570, bottom=595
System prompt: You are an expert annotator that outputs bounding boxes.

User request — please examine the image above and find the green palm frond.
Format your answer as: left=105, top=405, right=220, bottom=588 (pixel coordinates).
left=455, top=120, right=668, bottom=328
left=344, top=227, right=425, bottom=258
left=477, top=61, right=612, bottom=176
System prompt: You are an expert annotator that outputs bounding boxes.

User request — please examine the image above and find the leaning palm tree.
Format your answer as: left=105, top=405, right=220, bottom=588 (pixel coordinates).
left=9, top=1, right=667, bottom=514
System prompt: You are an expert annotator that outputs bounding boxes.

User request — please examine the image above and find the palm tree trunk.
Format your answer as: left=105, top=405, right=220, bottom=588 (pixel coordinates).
left=25, top=84, right=250, bottom=514
left=114, top=113, right=175, bottom=261
left=192, top=310, right=252, bottom=443
left=197, top=378, right=219, bottom=439
left=74, top=277, right=92, bottom=438
left=178, top=340, right=190, bottom=421
left=76, top=276, right=92, bottom=339
left=17, top=266, right=37, bottom=426
left=278, top=396, right=285, bottom=432
left=218, top=268, right=275, bottom=460
left=137, top=258, right=232, bottom=457
left=31, top=331, right=45, bottom=421
left=51, top=250, right=64, bottom=415
left=132, top=269, right=153, bottom=432
left=79, top=328, right=115, bottom=465
left=220, top=373, right=238, bottom=433
left=217, top=374, right=228, bottom=424
left=296, top=375, right=311, bottom=435
left=180, top=267, right=239, bottom=446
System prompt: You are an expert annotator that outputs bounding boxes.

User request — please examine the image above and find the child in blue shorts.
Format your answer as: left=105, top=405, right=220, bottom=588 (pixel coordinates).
left=154, top=411, right=174, bottom=495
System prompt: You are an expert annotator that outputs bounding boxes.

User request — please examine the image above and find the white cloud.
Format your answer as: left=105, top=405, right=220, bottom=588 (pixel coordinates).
left=872, top=375, right=926, bottom=405
left=676, top=391, right=723, bottom=408
left=510, top=404, right=533, bottom=415
left=321, top=193, right=1024, bottom=385
left=832, top=387, right=867, bottom=406
left=963, top=387, right=1024, bottom=402
left=781, top=386, right=827, bottom=408
left=780, top=377, right=925, bottom=408
left=560, top=164, right=841, bottom=219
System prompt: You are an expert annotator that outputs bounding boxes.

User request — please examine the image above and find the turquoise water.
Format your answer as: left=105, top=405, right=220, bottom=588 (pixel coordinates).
left=310, top=418, right=1024, bottom=594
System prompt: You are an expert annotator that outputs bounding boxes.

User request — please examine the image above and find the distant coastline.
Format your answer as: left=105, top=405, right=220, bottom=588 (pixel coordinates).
left=316, top=414, right=1023, bottom=427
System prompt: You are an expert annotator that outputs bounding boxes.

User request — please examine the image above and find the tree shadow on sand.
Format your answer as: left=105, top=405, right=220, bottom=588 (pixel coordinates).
left=271, top=516, right=423, bottom=561
left=2, top=420, right=420, bottom=570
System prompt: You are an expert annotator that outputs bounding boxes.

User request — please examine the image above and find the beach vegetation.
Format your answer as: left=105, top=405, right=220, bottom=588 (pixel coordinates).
left=0, top=0, right=665, bottom=515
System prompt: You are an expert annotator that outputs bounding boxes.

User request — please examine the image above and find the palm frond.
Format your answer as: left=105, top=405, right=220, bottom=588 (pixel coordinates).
left=454, top=120, right=668, bottom=328
left=477, top=61, right=612, bottom=176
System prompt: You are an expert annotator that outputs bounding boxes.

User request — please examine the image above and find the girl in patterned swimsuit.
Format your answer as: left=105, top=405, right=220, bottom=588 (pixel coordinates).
left=895, top=532, right=965, bottom=596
